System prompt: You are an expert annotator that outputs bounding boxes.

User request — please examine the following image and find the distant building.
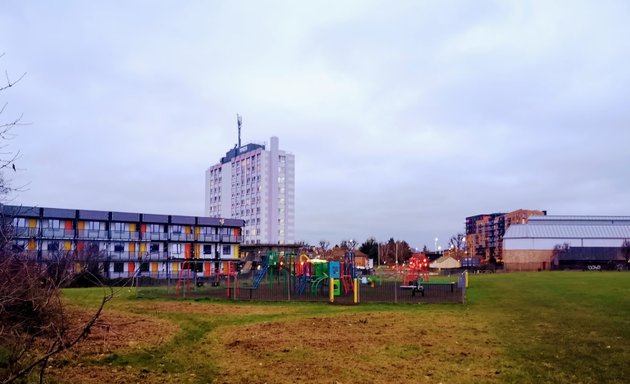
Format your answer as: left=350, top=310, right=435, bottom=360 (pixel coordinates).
left=503, top=215, right=630, bottom=271
left=429, top=255, right=461, bottom=270
left=465, top=209, right=546, bottom=261
left=2, top=204, right=243, bottom=279
left=205, top=136, right=295, bottom=245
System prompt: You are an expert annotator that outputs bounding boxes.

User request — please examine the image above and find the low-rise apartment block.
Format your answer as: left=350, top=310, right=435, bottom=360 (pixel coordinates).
left=1, top=204, right=244, bottom=279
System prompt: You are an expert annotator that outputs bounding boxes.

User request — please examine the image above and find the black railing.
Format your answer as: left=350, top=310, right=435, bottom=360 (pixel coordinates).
left=110, top=230, right=140, bottom=240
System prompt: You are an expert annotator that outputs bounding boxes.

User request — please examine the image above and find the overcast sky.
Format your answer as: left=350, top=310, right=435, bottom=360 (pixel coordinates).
left=1, top=1, right=629, bottom=249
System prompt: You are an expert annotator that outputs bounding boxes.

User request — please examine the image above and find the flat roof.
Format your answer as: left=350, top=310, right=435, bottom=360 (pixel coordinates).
left=528, top=215, right=630, bottom=223
left=1, top=204, right=244, bottom=227
left=505, top=224, right=630, bottom=239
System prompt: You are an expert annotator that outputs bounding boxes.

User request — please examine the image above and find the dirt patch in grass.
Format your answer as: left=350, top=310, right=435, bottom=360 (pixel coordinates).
left=43, top=302, right=298, bottom=383
left=46, top=306, right=177, bottom=384
left=130, top=301, right=298, bottom=317
left=212, top=311, right=503, bottom=384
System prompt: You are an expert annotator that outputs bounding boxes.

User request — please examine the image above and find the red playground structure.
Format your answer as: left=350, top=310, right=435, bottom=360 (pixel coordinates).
left=402, top=254, right=430, bottom=285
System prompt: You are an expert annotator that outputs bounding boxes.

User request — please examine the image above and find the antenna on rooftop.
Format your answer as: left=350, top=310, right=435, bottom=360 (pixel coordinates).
left=236, top=114, right=242, bottom=148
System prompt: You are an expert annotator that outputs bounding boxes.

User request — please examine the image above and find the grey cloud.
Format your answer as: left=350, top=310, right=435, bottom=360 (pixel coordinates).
left=2, top=0, right=630, bottom=248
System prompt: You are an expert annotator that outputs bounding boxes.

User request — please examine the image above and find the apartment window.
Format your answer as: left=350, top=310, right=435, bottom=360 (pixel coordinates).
left=114, top=243, right=124, bottom=252
left=113, top=263, right=124, bottom=273
left=89, top=242, right=101, bottom=252
left=150, top=243, right=159, bottom=253
left=149, top=224, right=162, bottom=233
left=13, top=240, right=26, bottom=252
left=13, top=218, right=27, bottom=227
left=87, top=221, right=104, bottom=230
left=222, top=245, right=231, bottom=255
left=43, top=219, right=61, bottom=228
left=173, top=244, right=182, bottom=255
left=112, top=222, right=125, bottom=231
left=139, top=262, right=150, bottom=273
left=47, top=242, right=59, bottom=251
left=203, top=245, right=212, bottom=254
left=171, top=225, right=182, bottom=234
left=200, top=227, right=214, bottom=235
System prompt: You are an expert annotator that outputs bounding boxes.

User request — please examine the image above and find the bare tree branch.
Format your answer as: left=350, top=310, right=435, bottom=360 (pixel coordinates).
left=0, top=70, right=27, bottom=92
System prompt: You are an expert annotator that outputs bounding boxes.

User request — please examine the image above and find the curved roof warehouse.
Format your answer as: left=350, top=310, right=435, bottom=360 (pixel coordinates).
left=503, top=216, right=630, bottom=271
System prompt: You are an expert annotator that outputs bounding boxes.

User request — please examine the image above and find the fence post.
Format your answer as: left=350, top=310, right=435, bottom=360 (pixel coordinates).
left=353, top=278, right=359, bottom=304
left=233, top=270, right=238, bottom=300
left=287, top=268, right=291, bottom=302
left=461, top=271, right=467, bottom=305
left=329, top=277, right=334, bottom=303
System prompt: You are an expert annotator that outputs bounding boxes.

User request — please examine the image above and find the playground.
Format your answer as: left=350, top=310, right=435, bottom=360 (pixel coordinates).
left=163, top=251, right=466, bottom=304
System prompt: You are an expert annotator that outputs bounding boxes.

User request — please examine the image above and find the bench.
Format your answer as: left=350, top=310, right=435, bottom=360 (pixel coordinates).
left=400, top=285, right=424, bottom=297
left=400, top=281, right=456, bottom=296
left=419, top=282, right=455, bottom=293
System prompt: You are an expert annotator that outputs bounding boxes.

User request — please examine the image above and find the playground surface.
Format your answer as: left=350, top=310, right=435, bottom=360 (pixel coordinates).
left=46, top=271, right=630, bottom=383
left=163, top=252, right=465, bottom=304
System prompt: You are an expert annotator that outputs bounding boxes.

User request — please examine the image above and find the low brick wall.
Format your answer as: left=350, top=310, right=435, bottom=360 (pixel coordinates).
left=504, top=250, right=554, bottom=271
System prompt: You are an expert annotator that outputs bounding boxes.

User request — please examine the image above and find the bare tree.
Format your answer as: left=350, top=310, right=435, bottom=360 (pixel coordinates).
left=317, top=240, right=330, bottom=257
left=0, top=247, right=114, bottom=383
left=448, top=233, right=466, bottom=259
left=0, top=55, right=113, bottom=383
left=0, top=53, right=25, bottom=177
left=448, top=233, right=465, bottom=251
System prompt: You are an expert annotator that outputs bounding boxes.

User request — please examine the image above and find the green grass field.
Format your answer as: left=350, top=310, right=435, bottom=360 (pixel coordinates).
left=57, top=271, right=630, bottom=383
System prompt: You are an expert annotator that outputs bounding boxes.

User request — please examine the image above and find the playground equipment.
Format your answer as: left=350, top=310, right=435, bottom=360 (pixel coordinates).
left=174, top=257, right=241, bottom=298
left=402, top=253, right=430, bottom=285
left=245, top=250, right=358, bottom=298
left=340, top=251, right=356, bottom=293
left=252, top=253, right=270, bottom=289
left=175, top=259, right=209, bottom=297
left=175, top=259, right=194, bottom=297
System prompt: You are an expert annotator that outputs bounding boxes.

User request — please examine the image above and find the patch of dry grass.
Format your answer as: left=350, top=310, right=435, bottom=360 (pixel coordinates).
left=211, top=312, right=503, bottom=384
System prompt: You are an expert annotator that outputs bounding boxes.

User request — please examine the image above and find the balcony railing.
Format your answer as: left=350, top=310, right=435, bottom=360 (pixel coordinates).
left=146, top=232, right=169, bottom=241
left=13, top=227, right=39, bottom=238
left=197, top=233, right=220, bottom=242
left=41, top=228, right=75, bottom=239
left=170, top=233, right=195, bottom=241
left=220, top=235, right=242, bottom=243
left=111, top=230, right=140, bottom=240
left=40, top=250, right=72, bottom=261
left=78, top=229, right=109, bottom=239
left=11, top=250, right=38, bottom=260
left=143, top=251, right=169, bottom=260
left=107, top=251, right=144, bottom=260
left=16, top=249, right=234, bottom=263
left=10, top=228, right=244, bottom=246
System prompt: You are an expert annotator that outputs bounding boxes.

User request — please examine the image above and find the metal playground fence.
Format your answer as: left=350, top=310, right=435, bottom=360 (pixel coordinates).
left=136, top=252, right=468, bottom=304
